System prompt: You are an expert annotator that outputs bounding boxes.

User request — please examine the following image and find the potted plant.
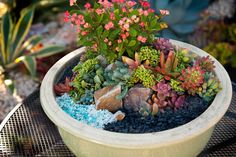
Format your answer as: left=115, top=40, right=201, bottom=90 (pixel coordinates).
left=40, top=1, right=232, bottom=157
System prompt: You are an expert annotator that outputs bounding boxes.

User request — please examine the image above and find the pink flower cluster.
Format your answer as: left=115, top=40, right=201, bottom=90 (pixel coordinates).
left=105, top=21, right=114, bottom=30
left=137, top=35, right=147, bottom=43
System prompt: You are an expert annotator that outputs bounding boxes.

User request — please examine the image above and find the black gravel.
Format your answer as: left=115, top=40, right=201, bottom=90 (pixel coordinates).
left=104, top=95, right=210, bottom=133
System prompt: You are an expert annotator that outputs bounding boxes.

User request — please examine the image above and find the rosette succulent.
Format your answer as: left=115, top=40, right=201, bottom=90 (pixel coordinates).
left=179, top=65, right=205, bottom=95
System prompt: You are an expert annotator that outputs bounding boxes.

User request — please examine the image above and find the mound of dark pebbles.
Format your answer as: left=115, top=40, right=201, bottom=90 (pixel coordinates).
left=104, top=95, right=210, bottom=133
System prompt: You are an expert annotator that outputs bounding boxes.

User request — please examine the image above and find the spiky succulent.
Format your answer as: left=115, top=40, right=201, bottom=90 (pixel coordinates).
left=197, top=77, right=221, bottom=102
left=153, top=38, right=174, bottom=55
left=138, top=46, right=160, bottom=67
left=179, top=65, right=205, bottom=95
left=129, top=65, right=155, bottom=88
left=194, top=56, right=215, bottom=72
left=155, top=51, right=180, bottom=80
left=122, top=53, right=141, bottom=70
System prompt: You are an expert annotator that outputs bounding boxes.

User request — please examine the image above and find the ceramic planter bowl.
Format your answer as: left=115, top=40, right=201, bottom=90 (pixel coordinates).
left=40, top=40, right=232, bottom=157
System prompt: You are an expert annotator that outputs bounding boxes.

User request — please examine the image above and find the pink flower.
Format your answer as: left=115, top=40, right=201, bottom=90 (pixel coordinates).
left=118, top=20, right=124, bottom=26
left=122, top=7, right=127, bottom=13
left=99, top=0, right=113, bottom=8
left=71, top=13, right=77, bottom=22
left=84, top=23, right=90, bottom=28
left=96, top=8, right=104, bottom=15
left=78, top=15, right=84, bottom=20
left=134, top=17, right=140, bottom=23
left=104, top=21, right=114, bottom=30
left=64, top=11, right=70, bottom=22
left=125, top=32, right=129, bottom=37
left=121, top=34, right=127, bottom=39
left=70, top=0, right=76, bottom=6
left=110, top=13, right=115, bottom=20
left=84, top=2, right=91, bottom=9
left=112, top=0, right=125, bottom=3
left=108, top=41, right=112, bottom=46
left=137, top=35, right=147, bottom=43
left=117, top=39, right=122, bottom=43
left=139, top=22, right=145, bottom=27
left=148, top=8, right=155, bottom=13
left=143, top=10, right=149, bottom=16
left=81, top=31, right=88, bottom=36
left=64, top=10, right=70, bottom=17
left=141, top=1, right=150, bottom=8
left=104, top=38, right=108, bottom=43
left=123, top=23, right=130, bottom=31
left=126, top=1, right=136, bottom=7
left=160, top=9, right=170, bottom=15
left=138, top=8, right=143, bottom=15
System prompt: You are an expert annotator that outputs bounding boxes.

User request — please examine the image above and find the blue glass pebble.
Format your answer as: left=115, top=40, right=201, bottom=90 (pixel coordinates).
left=56, top=94, right=116, bottom=129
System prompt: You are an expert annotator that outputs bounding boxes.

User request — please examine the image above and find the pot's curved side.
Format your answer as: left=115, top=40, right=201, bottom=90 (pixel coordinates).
left=59, top=127, right=214, bottom=157
left=40, top=40, right=232, bottom=157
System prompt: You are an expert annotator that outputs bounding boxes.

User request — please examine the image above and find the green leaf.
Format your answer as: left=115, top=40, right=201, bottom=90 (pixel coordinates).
left=11, top=6, right=35, bottom=61
left=100, top=42, right=107, bottom=52
left=29, top=45, right=65, bottom=58
left=129, top=28, right=138, bottom=37
left=20, top=35, right=43, bottom=53
left=96, top=26, right=103, bottom=37
left=127, top=49, right=134, bottom=58
left=128, top=40, right=136, bottom=47
left=109, top=29, right=120, bottom=40
left=102, top=30, right=109, bottom=39
left=21, top=56, right=36, bottom=77
left=0, top=12, right=12, bottom=65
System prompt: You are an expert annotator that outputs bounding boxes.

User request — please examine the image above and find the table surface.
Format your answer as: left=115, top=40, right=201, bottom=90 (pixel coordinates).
left=0, top=84, right=236, bottom=157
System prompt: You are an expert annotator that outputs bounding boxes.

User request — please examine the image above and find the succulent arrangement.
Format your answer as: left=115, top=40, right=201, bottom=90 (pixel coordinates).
left=54, top=0, right=222, bottom=132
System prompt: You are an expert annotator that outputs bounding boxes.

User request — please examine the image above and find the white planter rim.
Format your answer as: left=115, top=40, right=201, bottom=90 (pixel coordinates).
left=40, top=39, right=232, bottom=148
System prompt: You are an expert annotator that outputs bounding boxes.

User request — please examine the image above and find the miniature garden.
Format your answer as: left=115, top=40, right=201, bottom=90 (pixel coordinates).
left=0, top=0, right=235, bottom=128
left=52, top=0, right=222, bottom=133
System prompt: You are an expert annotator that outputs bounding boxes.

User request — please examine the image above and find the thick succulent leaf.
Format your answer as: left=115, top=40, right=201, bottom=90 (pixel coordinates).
left=29, top=45, right=65, bottom=58
left=11, top=6, right=35, bottom=60
left=20, top=56, right=36, bottom=77
left=20, top=35, right=43, bottom=53
left=0, top=12, right=12, bottom=64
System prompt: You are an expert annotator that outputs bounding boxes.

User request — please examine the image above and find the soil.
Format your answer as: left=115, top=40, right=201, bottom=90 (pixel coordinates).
left=104, top=95, right=210, bottom=133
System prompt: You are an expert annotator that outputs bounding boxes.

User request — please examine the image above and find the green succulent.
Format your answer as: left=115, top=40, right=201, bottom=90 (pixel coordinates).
left=170, top=79, right=185, bottom=93
left=197, top=77, right=221, bottom=102
left=175, top=48, right=191, bottom=72
left=129, top=66, right=155, bottom=88
left=71, top=58, right=104, bottom=99
left=103, top=61, right=131, bottom=99
left=138, top=46, right=160, bottom=67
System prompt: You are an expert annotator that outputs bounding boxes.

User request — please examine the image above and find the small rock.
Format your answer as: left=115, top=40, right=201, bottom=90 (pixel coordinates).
left=114, top=111, right=125, bottom=121
left=95, top=85, right=122, bottom=112
left=94, top=86, right=113, bottom=101
left=124, top=87, right=151, bottom=112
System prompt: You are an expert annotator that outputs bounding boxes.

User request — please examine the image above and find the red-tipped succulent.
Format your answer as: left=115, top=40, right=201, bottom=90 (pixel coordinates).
left=54, top=77, right=72, bottom=95
left=122, top=53, right=150, bottom=70
left=155, top=51, right=180, bottom=80
left=179, top=65, right=205, bottom=95
left=194, top=56, right=215, bottom=72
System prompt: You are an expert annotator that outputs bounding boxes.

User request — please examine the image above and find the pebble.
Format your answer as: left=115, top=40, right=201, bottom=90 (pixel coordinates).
left=56, top=94, right=117, bottom=129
